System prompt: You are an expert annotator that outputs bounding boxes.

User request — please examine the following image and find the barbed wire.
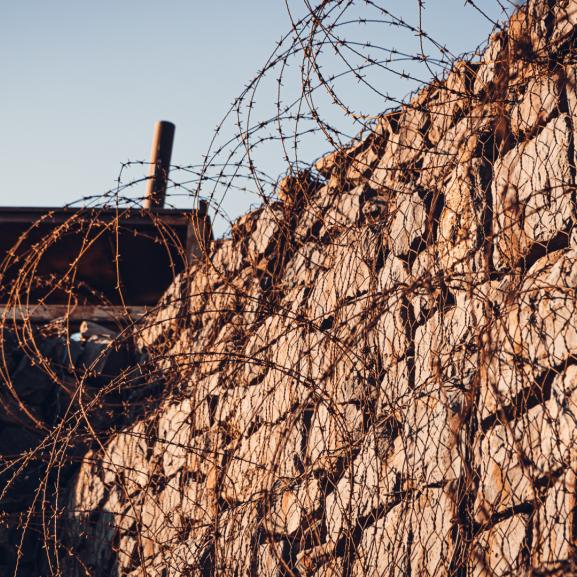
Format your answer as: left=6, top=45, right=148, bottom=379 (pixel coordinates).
left=3, top=0, right=577, bottom=576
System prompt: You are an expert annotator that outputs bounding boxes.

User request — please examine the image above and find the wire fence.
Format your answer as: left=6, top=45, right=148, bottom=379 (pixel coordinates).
left=3, top=0, right=577, bottom=575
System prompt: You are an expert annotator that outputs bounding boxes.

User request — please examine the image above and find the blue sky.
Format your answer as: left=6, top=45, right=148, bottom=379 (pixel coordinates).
left=0, top=1, right=515, bottom=235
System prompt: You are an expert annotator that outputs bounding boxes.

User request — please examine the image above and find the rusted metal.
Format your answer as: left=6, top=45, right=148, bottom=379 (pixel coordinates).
left=144, top=121, right=175, bottom=209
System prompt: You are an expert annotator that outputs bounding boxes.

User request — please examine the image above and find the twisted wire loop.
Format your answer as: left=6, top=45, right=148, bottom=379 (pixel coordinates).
left=3, top=0, right=577, bottom=575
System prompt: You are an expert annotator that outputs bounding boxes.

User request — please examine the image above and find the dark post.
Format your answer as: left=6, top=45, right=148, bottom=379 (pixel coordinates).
left=144, top=120, right=175, bottom=209
left=186, top=199, right=213, bottom=262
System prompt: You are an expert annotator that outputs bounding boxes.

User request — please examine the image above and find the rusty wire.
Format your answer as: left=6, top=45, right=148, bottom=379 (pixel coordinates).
left=3, top=0, right=577, bottom=576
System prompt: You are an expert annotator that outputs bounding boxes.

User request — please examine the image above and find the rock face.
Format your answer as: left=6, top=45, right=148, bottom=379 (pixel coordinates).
left=54, top=2, right=577, bottom=575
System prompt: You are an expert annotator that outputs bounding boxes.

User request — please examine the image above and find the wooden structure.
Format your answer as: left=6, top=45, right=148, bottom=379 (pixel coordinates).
left=0, top=203, right=211, bottom=323
left=0, top=122, right=211, bottom=324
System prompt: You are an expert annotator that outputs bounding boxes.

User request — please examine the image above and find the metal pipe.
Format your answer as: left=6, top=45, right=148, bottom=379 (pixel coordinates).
left=144, top=120, right=175, bottom=209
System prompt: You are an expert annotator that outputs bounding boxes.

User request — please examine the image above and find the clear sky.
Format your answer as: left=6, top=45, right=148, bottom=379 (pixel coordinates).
left=0, top=1, right=515, bottom=235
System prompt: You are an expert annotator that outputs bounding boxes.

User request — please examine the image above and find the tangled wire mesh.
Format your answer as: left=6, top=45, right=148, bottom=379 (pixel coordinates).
left=3, top=0, right=577, bottom=576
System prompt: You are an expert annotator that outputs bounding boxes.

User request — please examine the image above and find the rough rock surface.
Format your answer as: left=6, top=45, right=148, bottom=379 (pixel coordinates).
left=60, top=2, right=577, bottom=575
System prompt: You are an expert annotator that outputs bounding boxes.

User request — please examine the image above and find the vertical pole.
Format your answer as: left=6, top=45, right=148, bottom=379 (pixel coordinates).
left=186, top=199, right=213, bottom=262
left=144, top=120, right=175, bottom=209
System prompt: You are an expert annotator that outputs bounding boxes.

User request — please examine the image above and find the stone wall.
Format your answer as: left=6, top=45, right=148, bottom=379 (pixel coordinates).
left=63, top=1, right=577, bottom=575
